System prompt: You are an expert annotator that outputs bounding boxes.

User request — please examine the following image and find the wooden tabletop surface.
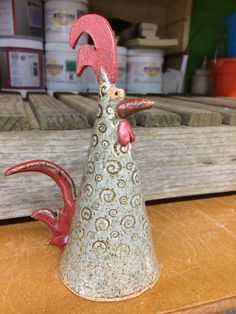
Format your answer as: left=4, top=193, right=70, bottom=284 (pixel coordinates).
left=0, top=195, right=236, bottom=314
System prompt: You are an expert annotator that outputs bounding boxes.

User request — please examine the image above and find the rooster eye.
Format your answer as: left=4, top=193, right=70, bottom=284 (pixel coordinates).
left=109, top=88, right=125, bottom=101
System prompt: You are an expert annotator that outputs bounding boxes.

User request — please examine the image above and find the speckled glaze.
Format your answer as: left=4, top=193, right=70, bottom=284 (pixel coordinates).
left=59, top=70, right=160, bottom=301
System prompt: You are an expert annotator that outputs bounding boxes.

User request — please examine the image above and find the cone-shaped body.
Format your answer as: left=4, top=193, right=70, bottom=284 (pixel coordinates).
left=59, top=71, right=160, bottom=301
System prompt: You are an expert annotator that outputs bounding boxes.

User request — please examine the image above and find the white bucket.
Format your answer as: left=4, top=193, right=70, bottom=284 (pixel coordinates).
left=127, top=49, right=164, bottom=94
left=87, top=46, right=127, bottom=92
left=45, top=42, right=87, bottom=94
left=0, top=0, right=43, bottom=38
left=0, top=37, right=45, bottom=97
left=44, top=0, right=88, bottom=43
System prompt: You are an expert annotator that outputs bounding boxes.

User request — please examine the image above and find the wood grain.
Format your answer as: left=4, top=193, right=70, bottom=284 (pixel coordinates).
left=135, top=108, right=181, bottom=127
left=151, top=97, right=222, bottom=126
left=29, top=94, right=90, bottom=130
left=58, top=94, right=98, bottom=126
left=174, top=96, right=236, bottom=125
left=0, top=94, right=29, bottom=131
left=1, top=126, right=236, bottom=219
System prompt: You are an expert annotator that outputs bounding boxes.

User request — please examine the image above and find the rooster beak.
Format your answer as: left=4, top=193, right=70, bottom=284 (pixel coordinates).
left=116, top=98, right=154, bottom=119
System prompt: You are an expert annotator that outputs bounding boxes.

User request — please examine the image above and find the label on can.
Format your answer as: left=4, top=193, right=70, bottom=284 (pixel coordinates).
left=128, top=61, right=162, bottom=84
left=0, top=1, right=14, bottom=35
left=46, top=58, right=81, bottom=84
left=9, top=51, right=40, bottom=87
left=45, top=2, right=87, bottom=32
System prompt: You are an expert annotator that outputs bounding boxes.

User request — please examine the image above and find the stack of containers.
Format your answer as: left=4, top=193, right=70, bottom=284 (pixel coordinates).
left=126, top=49, right=164, bottom=94
left=0, top=0, right=44, bottom=97
left=44, top=0, right=88, bottom=94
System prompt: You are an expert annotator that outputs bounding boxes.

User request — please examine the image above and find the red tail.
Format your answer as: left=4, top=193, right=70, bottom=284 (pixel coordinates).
left=5, top=160, right=76, bottom=249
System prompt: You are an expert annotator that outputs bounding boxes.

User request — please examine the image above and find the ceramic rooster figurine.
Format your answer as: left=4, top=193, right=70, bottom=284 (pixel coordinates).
left=5, top=14, right=160, bottom=301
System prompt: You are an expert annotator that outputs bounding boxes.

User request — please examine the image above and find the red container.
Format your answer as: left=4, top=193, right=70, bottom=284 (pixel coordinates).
left=210, top=58, right=236, bottom=97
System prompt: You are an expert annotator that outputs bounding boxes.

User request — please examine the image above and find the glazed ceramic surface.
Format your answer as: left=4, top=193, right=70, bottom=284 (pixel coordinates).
left=59, top=70, right=159, bottom=300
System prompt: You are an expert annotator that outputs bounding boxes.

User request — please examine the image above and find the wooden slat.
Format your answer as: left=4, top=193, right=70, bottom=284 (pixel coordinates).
left=23, top=101, right=40, bottom=129
left=28, top=94, right=90, bottom=130
left=1, top=126, right=236, bottom=219
left=174, top=96, right=236, bottom=125
left=151, top=97, right=222, bottom=126
left=188, top=96, right=236, bottom=109
left=0, top=94, right=29, bottom=131
left=58, top=94, right=98, bottom=127
left=135, top=108, right=181, bottom=127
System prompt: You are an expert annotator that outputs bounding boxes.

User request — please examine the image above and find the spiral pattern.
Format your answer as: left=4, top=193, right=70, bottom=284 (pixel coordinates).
left=92, top=134, right=98, bottom=147
left=97, top=104, right=103, bottom=118
left=114, top=143, right=128, bottom=156
left=94, top=152, right=100, bottom=161
left=109, top=209, right=117, bottom=217
left=105, top=160, right=121, bottom=175
left=131, top=194, right=141, bottom=208
left=87, top=231, right=95, bottom=239
left=126, top=162, right=134, bottom=170
left=142, top=220, right=149, bottom=238
left=117, top=179, right=126, bottom=188
left=76, top=225, right=84, bottom=239
left=121, top=215, right=136, bottom=229
left=132, top=233, right=138, bottom=241
left=92, top=202, right=99, bottom=210
left=81, top=207, right=92, bottom=221
left=102, top=140, right=109, bottom=149
left=116, top=244, right=130, bottom=257
left=87, top=161, right=95, bottom=174
left=106, top=106, right=113, bottom=114
left=132, top=169, right=140, bottom=184
left=99, top=189, right=116, bottom=203
left=94, top=174, right=103, bottom=183
left=110, top=231, right=119, bottom=239
left=98, top=123, right=107, bottom=133
left=95, top=217, right=110, bottom=231
left=92, top=240, right=107, bottom=255
left=84, top=184, right=93, bottom=197
left=119, top=196, right=128, bottom=205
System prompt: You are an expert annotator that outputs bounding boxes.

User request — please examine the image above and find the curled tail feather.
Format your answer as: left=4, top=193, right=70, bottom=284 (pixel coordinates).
left=5, top=160, right=76, bottom=249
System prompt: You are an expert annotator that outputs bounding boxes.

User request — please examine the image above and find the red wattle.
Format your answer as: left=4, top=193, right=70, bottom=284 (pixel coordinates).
left=117, top=119, right=136, bottom=146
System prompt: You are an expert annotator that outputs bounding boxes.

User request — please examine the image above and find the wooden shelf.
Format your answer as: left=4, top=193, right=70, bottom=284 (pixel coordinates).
left=1, top=94, right=236, bottom=219
left=123, top=37, right=178, bottom=49
left=0, top=195, right=236, bottom=313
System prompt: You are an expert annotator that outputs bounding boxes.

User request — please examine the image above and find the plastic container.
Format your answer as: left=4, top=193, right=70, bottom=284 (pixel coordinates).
left=0, top=0, right=43, bottom=38
left=45, top=42, right=87, bottom=94
left=210, top=58, right=236, bottom=97
left=44, top=0, right=88, bottom=43
left=127, top=49, right=164, bottom=94
left=191, top=69, right=210, bottom=95
left=225, top=13, right=236, bottom=57
left=0, top=37, right=44, bottom=97
left=87, top=46, right=127, bottom=92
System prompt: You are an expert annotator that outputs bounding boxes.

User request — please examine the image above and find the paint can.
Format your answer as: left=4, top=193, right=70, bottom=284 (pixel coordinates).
left=0, top=0, right=43, bottom=38
left=0, top=37, right=44, bottom=97
left=44, top=0, right=88, bottom=43
left=45, top=42, right=87, bottom=94
left=87, top=46, right=127, bottom=92
left=127, top=49, right=164, bottom=94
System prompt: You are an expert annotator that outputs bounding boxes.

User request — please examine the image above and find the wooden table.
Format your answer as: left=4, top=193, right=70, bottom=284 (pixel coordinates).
left=1, top=194, right=236, bottom=314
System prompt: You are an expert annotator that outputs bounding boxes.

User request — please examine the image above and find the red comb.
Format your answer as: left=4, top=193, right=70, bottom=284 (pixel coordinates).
left=70, top=14, right=118, bottom=84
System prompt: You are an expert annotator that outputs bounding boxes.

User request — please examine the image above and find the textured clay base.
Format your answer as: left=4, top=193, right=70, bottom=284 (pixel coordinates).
left=59, top=270, right=160, bottom=302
